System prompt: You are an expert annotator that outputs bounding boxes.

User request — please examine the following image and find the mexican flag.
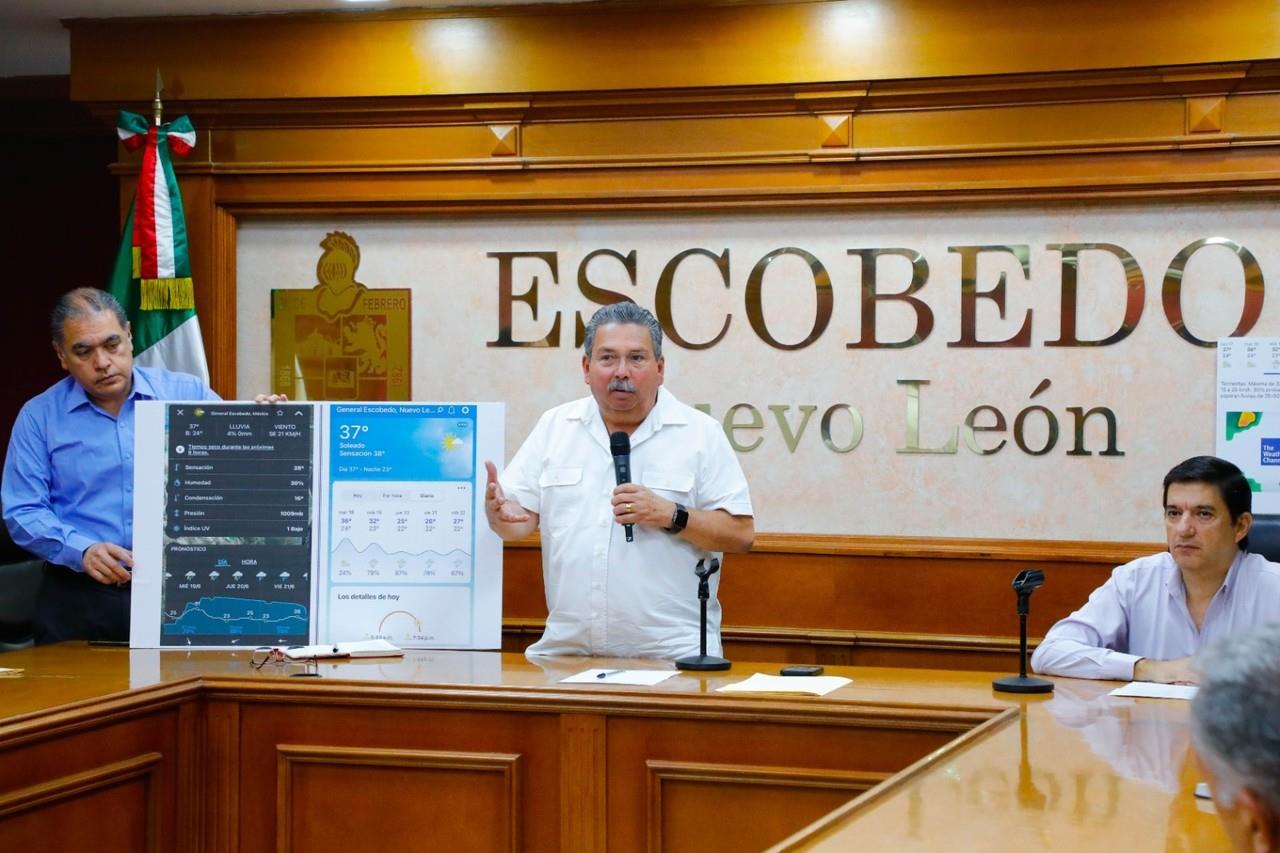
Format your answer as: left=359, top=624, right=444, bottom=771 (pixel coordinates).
left=107, top=110, right=208, bottom=383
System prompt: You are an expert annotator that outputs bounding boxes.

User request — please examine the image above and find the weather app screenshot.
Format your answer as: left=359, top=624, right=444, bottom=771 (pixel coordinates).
left=159, top=404, right=315, bottom=646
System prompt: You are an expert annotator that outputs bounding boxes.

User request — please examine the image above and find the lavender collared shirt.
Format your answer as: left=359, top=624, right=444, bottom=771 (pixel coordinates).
left=1030, top=549, right=1280, bottom=681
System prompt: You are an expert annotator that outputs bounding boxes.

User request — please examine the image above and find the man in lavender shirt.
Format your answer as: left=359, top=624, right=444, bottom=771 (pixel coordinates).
left=1031, top=456, right=1280, bottom=683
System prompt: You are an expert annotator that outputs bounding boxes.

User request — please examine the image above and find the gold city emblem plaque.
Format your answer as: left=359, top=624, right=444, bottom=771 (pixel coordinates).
left=271, top=231, right=411, bottom=400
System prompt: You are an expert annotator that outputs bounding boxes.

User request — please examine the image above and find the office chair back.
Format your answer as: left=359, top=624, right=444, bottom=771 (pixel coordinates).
left=0, top=525, right=42, bottom=651
left=1247, top=513, right=1280, bottom=564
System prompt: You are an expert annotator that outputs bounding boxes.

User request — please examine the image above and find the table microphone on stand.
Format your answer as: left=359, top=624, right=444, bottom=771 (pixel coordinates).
left=675, top=558, right=731, bottom=671
left=993, top=568, right=1054, bottom=694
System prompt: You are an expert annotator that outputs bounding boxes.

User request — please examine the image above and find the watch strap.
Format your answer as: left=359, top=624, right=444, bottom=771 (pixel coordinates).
left=666, top=502, right=688, bottom=533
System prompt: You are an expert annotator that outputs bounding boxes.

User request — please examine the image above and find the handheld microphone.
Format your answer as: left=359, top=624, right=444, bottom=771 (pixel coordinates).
left=609, top=431, right=633, bottom=542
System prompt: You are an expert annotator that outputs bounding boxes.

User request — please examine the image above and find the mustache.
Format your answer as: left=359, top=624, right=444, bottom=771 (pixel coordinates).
left=607, top=378, right=636, bottom=393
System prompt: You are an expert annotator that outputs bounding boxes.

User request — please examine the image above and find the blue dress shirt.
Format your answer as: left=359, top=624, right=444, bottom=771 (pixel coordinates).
left=2, top=366, right=220, bottom=571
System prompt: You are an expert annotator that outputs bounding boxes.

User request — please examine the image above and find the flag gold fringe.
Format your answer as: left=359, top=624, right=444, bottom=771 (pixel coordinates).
left=131, top=247, right=141, bottom=278
left=140, top=278, right=195, bottom=310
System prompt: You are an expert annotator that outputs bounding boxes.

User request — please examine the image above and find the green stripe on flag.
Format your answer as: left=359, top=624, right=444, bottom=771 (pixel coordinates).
left=107, top=204, right=199, bottom=356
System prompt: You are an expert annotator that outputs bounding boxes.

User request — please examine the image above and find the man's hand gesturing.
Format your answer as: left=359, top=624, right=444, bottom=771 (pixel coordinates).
left=485, top=460, right=530, bottom=524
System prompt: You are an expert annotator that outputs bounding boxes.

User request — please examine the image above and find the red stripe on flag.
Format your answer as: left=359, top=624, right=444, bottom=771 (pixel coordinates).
left=134, top=127, right=159, bottom=279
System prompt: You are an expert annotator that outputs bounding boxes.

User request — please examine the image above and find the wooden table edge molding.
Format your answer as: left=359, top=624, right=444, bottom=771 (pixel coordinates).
left=0, top=678, right=204, bottom=750
left=19, top=674, right=999, bottom=731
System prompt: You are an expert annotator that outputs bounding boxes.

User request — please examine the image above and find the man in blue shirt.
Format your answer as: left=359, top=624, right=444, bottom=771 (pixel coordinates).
left=2, top=287, right=221, bottom=643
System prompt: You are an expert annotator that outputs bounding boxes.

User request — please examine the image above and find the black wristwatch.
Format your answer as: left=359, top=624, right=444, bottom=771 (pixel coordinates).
left=666, top=502, right=688, bottom=534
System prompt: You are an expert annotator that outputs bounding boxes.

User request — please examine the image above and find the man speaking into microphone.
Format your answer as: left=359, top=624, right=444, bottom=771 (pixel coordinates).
left=484, top=302, right=754, bottom=660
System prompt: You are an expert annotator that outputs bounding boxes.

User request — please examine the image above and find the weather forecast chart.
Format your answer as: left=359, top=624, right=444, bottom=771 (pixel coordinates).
left=1217, top=337, right=1280, bottom=514
left=321, top=404, right=503, bottom=648
left=156, top=404, right=316, bottom=646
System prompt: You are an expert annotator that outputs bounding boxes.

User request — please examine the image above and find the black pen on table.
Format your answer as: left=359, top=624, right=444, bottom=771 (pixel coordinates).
left=596, top=669, right=624, bottom=679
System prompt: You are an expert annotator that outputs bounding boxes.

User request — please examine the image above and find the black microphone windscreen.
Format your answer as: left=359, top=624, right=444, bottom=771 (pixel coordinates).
left=610, top=431, right=630, bottom=457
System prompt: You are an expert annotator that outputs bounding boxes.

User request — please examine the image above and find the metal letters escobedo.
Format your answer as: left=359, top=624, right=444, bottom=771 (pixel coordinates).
left=487, top=239, right=1263, bottom=351
left=485, top=239, right=1263, bottom=457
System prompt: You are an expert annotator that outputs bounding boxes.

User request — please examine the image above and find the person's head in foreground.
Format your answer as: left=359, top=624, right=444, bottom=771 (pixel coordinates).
left=1192, top=622, right=1280, bottom=852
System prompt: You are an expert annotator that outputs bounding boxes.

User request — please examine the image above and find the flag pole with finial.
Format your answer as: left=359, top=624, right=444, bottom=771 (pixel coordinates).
left=152, top=69, right=164, bottom=126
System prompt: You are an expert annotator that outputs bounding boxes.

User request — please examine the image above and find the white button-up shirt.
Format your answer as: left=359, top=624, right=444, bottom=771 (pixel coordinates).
left=501, top=388, right=753, bottom=659
left=1031, top=549, right=1280, bottom=680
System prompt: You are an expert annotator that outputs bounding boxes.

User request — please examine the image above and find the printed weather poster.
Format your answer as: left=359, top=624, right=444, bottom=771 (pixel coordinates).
left=1217, top=338, right=1280, bottom=512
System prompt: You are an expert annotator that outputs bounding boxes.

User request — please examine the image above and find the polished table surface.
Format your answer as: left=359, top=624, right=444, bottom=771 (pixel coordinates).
left=0, top=644, right=1229, bottom=851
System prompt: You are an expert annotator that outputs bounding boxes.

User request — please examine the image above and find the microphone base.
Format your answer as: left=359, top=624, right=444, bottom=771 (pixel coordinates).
left=992, top=675, right=1054, bottom=694
left=675, top=654, right=731, bottom=671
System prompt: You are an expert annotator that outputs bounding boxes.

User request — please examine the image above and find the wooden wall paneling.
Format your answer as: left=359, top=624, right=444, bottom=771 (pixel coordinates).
left=209, top=205, right=238, bottom=396
left=233, top=701, right=560, bottom=853
left=500, top=534, right=1158, bottom=669
left=203, top=699, right=241, bottom=853
left=0, top=703, right=189, bottom=852
left=767, top=706, right=1024, bottom=851
left=275, top=745, right=521, bottom=853
left=841, top=632, right=1021, bottom=671
left=209, top=125, right=525, bottom=169
left=853, top=99, right=1186, bottom=151
left=502, top=544, right=549, bottom=622
left=502, top=622, right=1025, bottom=671
left=645, top=761, right=886, bottom=853
left=176, top=701, right=203, bottom=853
left=65, top=1, right=1280, bottom=103
left=521, top=114, right=822, bottom=161
left=203, top=148, right=1280, bottom=211
left=726, top=552, right=1107, bottom=637
left=0, top=752, right=163, bottom=852
left=650, top=627, right=1022, bottom=671
left=1226, top=91, right=1280, bottom=134
left=605, top=712, right=974, bottom=853
left=558, top=713, right=606, bottom=853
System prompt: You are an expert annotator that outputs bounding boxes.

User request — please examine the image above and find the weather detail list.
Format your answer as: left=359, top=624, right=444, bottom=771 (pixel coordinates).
left=323, top=404, right=480, bottom=646
left=160, top=404, right=315, bottom=646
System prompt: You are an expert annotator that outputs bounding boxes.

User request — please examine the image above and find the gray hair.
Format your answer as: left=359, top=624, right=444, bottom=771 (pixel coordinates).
left=51, top=287, right=128, bottom=344
left=582, top=302, right=663, bottom=361
left=1191, top=622, right=1280, bottom=810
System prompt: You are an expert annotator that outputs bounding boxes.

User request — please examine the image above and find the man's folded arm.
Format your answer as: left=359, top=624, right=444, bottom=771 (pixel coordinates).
left=1031, top=632, right=1141, bottom=681
left=1030, top=575, right=1138, bottom=680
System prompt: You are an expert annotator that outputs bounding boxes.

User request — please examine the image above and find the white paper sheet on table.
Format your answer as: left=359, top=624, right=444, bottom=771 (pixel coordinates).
left=560, top=668, right=679, bottom=686
left=1108, top=682, right=1198, bottom=700
left=716, top=673, right=852, bottom=696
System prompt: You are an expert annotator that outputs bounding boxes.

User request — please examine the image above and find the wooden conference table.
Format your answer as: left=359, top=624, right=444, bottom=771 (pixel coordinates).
left=0, top=645, right=1227, bottom=852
